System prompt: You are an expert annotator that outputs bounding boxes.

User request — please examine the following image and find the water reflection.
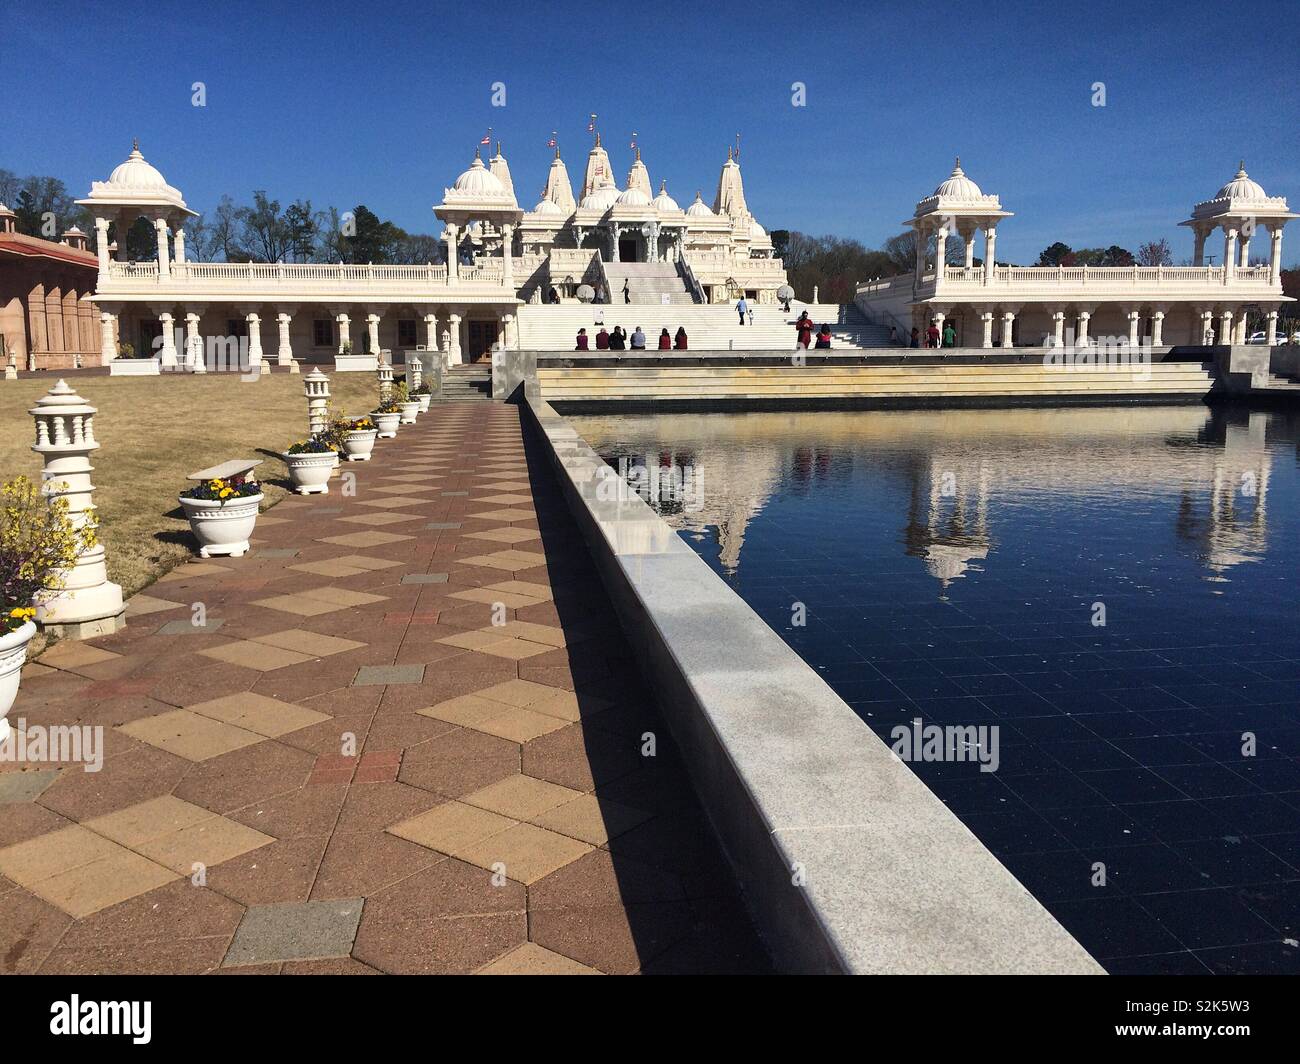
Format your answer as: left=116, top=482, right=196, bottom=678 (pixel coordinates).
left=576, top=406, right=1282, bottom=584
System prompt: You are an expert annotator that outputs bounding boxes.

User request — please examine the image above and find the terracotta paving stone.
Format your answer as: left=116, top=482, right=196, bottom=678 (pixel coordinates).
left=2, top=400, right=767, bottom=974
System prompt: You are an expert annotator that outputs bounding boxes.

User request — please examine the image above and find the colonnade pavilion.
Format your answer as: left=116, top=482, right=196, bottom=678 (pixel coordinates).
left=75, top=137, right=785, bottom=370
left=856, top=160, right=1296, bottom=348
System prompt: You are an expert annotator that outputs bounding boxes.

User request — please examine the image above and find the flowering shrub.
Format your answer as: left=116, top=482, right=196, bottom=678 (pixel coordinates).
left=181, top=475, right=261, bottom=503
left=287, top=433, right=336, bottom=455
left=411, top=382, right=431, bottom=395
left=1, top=476, right=96, bottom=635
left=343, top=416, right=376, bottom=432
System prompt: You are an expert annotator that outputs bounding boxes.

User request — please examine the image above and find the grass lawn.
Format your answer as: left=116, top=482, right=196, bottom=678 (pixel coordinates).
left=1, top=371, right=381, bottom=613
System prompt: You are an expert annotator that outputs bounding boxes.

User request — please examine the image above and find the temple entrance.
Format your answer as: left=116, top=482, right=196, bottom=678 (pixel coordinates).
left=618, top=237, right=638, bottom=263
left=466, top=320, right=498, bottom=363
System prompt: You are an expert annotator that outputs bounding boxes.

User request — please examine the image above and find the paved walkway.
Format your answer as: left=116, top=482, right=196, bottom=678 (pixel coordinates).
left=0, top=400, right=769, bottom=974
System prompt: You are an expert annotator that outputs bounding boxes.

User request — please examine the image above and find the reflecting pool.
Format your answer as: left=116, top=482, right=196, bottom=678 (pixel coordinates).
left=572, top=405, right=1300, bottom=974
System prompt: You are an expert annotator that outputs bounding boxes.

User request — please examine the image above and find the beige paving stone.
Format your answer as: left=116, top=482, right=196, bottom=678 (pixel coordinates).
left=289, top=559, right=375, bottom=578
left=158, top=562, right=230, bottom=581
left=475, top=473, right=524, bottom=481
left=199, top=640, right=316, bottom=671
left=448, top=588, right=543, bottom=609
left=33, top=848, right=179, bottom=918
left=435, top=630, right=513, bottom=651
left=38, top=642, right=120, bottom=668
left=468, top=508, right=536, bottom=522
left=319, top=531, right=413, bottom=547
left=335, top=513, right=423, bottom=527
left=489, top=621, right=566, bottom=648
left=370, top=484, right=434, bottom=495
left=464, top=528, right=541, bottom=544
left=252, top=629, right=366, bottom=657
left=473, top=493, right=534, bottom=505
left=475, top=678, right=563, bottom=709
left=250, top=594, right=345, bottom=617
left=187, top=692, right=331, bottom=738
left=475, top=639, right=554, bottom=661
left=456, top=822, right=592, bottom=885
left=117, top=710, right=264, bottom=761
left=378, top=474, right=441, bottom=483
left=332, top=555, right=400, bottom=572
left=473, top=706, right=569, bottom=743
left=476, top=942, right=601, bottom=975
left=417, top=693, right=516, bottom=728
left=354, top=496, right=432, bottom=509
left=530, top=794, right=651, bottom=846
left=462, top=775, right=583, bottom=820
left=0, top=825, right=123, bottom=883
left=84, top=796, right=215, bottom=847
left=125, top=593, right=186, bottom=617
left=387, top=801, right=516, bottom=855
left=485, top=581, right=553, bottom=601
left=298, top=587, right=387, bottom=608
left=137, top=818, right=274, bottom=874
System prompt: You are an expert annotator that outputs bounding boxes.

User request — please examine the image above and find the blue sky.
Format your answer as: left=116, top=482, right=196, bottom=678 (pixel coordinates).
left=7, top=0, right=1297, bottom=265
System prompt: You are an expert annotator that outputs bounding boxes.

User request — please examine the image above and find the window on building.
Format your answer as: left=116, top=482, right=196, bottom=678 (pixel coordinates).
left=397, top=319, right=417, bottom=347
left=313, top=319, right=334, bottom=348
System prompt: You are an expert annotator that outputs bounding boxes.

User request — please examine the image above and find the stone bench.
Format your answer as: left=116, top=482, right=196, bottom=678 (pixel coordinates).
left=187, top=459, right=262, bottom=482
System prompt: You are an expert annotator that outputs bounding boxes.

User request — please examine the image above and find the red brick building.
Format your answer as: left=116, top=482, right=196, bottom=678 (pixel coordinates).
left=0, top=203, right=100, bottom=370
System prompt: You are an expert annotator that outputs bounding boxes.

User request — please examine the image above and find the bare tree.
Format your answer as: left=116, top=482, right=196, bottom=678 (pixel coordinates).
left=1136, top=238, right=1173, bottom=266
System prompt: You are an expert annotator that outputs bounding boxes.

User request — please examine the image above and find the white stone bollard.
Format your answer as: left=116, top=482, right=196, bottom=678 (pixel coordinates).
left=409, top=355, right=423, bottom=392
left=28, top=381, right=125, bottom=637
left=377, top=359, right=393, bottom=404
left=304, top=368, right=330, bottom=437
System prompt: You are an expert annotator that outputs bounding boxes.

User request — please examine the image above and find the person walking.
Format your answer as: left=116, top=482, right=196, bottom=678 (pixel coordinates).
left=631, top=326, right=646, bottom=350
left=674, top=327, right=688, bottom=350
left=926, top=321, right=941, bottom=348
left=623, top=278, right=631, bottom=304
left=909, top=327, right=920, bottom=348
left=736, top=296, right=748, bottom=325
left=942, top=322, right=956, bottom=348
left=575, top=328, right=589, bottom=351
left=889, top=325, right=899, bottom=345
left=658, top=328, right=672, bottom=350
left=747, top=302, right=754, bottom=325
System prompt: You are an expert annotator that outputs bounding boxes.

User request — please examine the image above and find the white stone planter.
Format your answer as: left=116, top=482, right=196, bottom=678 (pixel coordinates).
left=333, top=354, right=379, bottom=372
left=109, top=358, right=161, bottom=376
left=342, top=429, right=378, bottom=461
left=0, top=620, right=37, bottom=745
left=414, top=393, right=432, bottom=413
left=284, top=451, right=338, bottom=494
left=370, top=411, right=400, bottom=438
left=398, top=400, right=421, bottom=424
left=179, top=492, right=263, bottom=558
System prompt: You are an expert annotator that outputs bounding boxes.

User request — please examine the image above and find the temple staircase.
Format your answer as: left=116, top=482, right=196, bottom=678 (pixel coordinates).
left=608, top=262, right=697, bottom=306
left=437, top=365, right=493, bottom=401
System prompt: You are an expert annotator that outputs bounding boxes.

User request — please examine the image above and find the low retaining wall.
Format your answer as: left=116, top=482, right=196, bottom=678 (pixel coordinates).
left=523, top=393, right=1104, bottom=974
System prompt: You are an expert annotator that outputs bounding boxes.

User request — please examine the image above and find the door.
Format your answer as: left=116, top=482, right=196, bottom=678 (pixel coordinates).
left=466, top=321, right=498, bottom=363
left=619, top=238, right=638, bottom=263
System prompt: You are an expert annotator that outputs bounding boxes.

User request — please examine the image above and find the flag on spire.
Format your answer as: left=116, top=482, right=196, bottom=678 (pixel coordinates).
left=587, top=113, right=597, bottom=134
left=547, top=131, right=557, bottom=148
left=480, top=128, right=492, bottom=145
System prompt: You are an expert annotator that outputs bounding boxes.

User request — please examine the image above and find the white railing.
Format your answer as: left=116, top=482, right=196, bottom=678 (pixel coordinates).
left=935, top=263, right=1273, bottom=288
left=100, top=259, right=512, bottom=289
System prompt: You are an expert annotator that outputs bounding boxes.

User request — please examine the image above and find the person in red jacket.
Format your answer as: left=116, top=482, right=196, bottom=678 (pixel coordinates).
left=575, top=328, right=589, bottom=351
left=796, top=316, right=813, bottom=349
left=658, top=328, right=672, bottom=350
left=595, top=327, right=610, bottom=350
left=674, top=327, right=688, bottom=350
left=926, top=322, right=941, bottom=348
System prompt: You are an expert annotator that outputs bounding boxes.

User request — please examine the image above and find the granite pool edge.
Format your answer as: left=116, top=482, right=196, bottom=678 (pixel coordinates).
left=523, top=395, right=1105, bottom=975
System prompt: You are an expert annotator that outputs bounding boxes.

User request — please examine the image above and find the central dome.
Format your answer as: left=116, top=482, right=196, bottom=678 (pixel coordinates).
left=686, top=192, right=714, bottom=218
left=653, top=180, right=680, bottom=212
left=934, top=158, right=983, bottom=200
left=580, top=184, right=619, bottom=211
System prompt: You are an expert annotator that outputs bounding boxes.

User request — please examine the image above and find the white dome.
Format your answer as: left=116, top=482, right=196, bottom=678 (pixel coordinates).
left=1215, top=163, right=1268, bottom=202
left=80, top=142, right=190, bottom=210
left=933, top=158, right=983, bottom=200
left=652, top=181, right=680, bottom=212
left=616, top=183, right=651, bottom=207
left=531, top=198, right=566, bottom=217
left=686, top=192, right=714, bottom=218
left=580, top=184, right=619, bottom=210
left=750, top=218, right=768, bottom=239
left=454, top=155, right=505, bottom=195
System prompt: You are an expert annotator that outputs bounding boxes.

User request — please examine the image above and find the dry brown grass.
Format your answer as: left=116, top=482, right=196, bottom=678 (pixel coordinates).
left=1, top=371, right=380, bottom=604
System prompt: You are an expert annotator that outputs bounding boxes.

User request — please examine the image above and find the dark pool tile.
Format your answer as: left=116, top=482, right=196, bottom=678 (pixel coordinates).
left=997, top=850, right=1097, bottom=903
left=1122, top=800, right=1234, bottom=842
left=1229, top=760, right=1300, bottom=794
left=1004, top=714, right=1095, bottom=743
left=1046, top=805, right=1151, bottom=849
left=1230, top=880, right=1300, bottom=936
left=1088, top=843, right=1212, bottom=895
left=1111, top=734, right=1212, bottom=767
left=1103, top=950, right=1214, bottom=975
left=1170, top=838, right=1296, bottom=889
left=958, top=807, right=1071, bottom=856
left=1001, top=771, right=1108, bottom=810
left=927, top=775, right=1024, bottom=815
left=953, top=673, right=1030, bottom=698
left=983, top=692, right=1060, bottom=719
left=1105, top=687, right=1195, bottom=711
left=1209, top=793, right=1300, bottom=835
left=1253, top=832, right=1300, bottom=874
left=1078, top=711, right=1162, bottom=740
left=1039, top=739, right=1142, bottom=772
left=1194, top=940, right=1300, bottom=974
left=1136, top=888, right=1278, bottom=950
left=1153, top=762, right=1263, bottom=800
left=1051, top=896, right=1184, bottom=959
left=1079, top=767, right=1188, bottom=805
